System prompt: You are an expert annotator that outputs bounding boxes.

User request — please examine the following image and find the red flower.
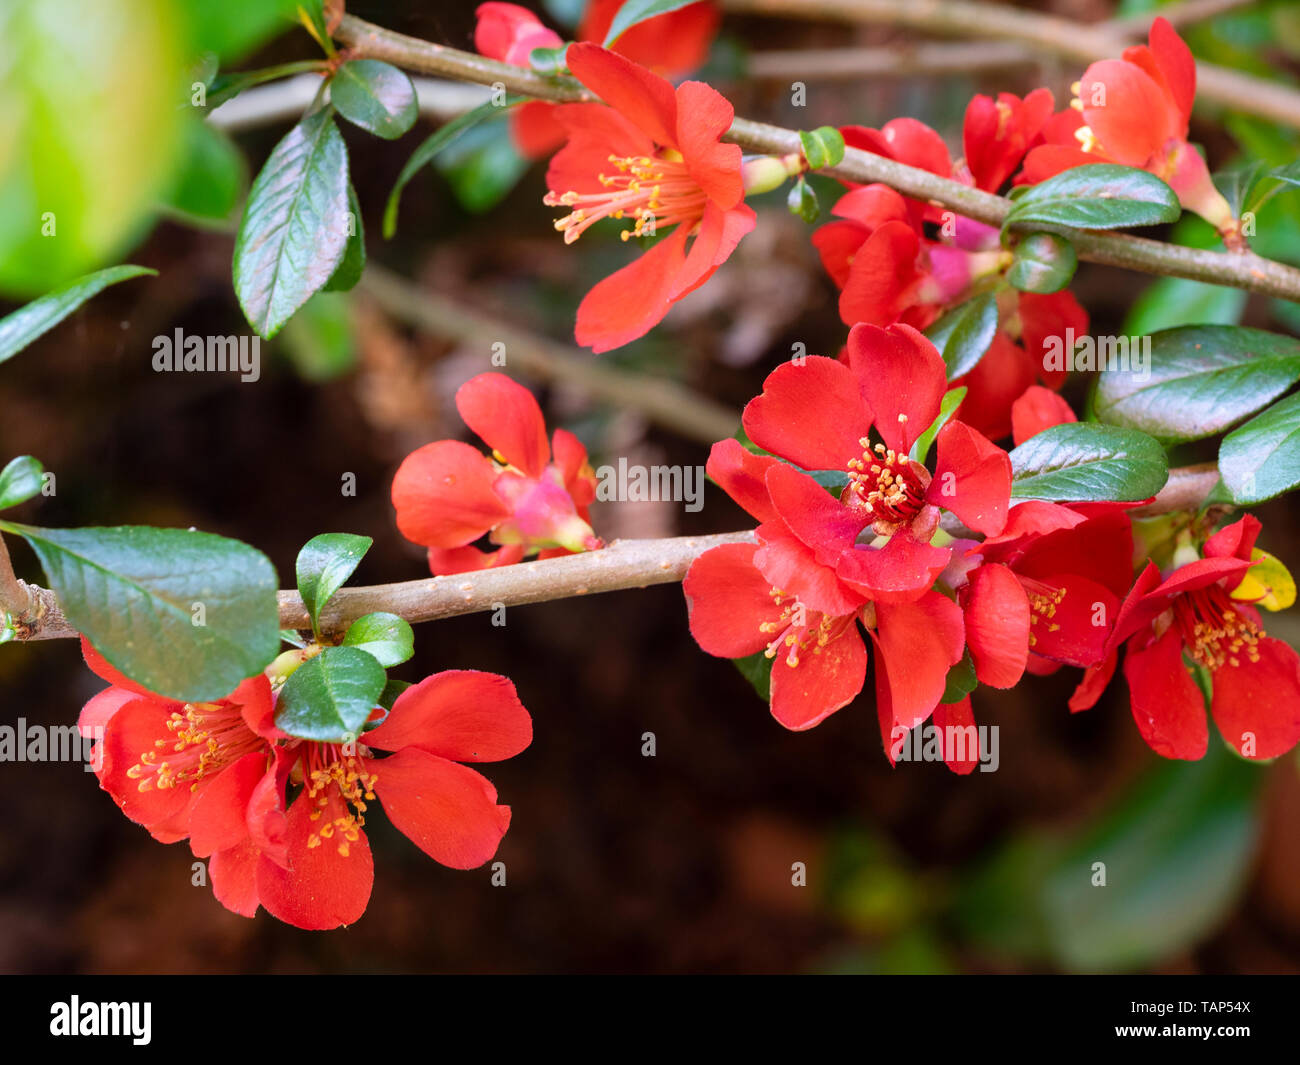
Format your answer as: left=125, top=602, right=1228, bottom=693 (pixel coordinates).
left=957, top=504, right=1135, bottom=690
left=392, top=372, right=600, bottom=575
left=78, top=637, right=288, bottom=916
left=474, top=3, right=720, bottom=159
left=543, top=43, right=755, bottom=351
left=740, top=323, right=1012, bottom=601
left=1075, top=516, right=1300, bottom=760
left=1019, top=17, right=1238, bottom=242
left=237, top=670, right=534, bottom=930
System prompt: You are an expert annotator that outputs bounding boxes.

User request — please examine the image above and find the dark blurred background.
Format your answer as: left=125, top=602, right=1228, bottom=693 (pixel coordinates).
left=1, top=0, right=1298, bottom=973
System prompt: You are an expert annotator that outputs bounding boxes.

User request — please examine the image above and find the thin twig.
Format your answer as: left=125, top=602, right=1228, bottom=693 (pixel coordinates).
left=334, top=14, right=1300, bottom=302
left=360, top=266, right=741, bottom=446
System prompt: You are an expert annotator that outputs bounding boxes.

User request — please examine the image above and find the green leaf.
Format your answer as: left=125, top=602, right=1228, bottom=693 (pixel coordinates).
left=330, top=59, right=417, bottom=140
left=1009, top=423, right=1168, bottom=502
left=0, top=265, right=156, bottom=366
left=277, top=291, right=357, bottom=382
left=1213, top=160, right=1266, bottom=217
left=1003, top=164, right=1180, bottom=232
left=434, top=119, right=529, bottom=214
left=786, top=176, right=819, bottom=223
left=1219, top=391, right=1300, bottom=504
left=1007, top=232, right=1076, bottom=294
left=940, top=650, right=976, bottom=705
left=322, top=183, right=365, bottom=292
left=181, top=0, right=301, bottom=61
left=341, top=611, right=414, bottom=667
left=924, top=293, right=998, bottom=380
left=798, top=126, right=846, bottom=170
left=274, top=645, right=386, bottom=742
left=1268, top=159, right=1300, bottom=190
left=1094, top=325, right=1300, bottom=443
left=378, top=677, right=412, bottom=711
left=296, top=532, right=372, bottom=634
left=732, top=650, right=773, bottom=702
left=0, top=0, right=186, bottom=295
left=383, top=98, right=519, bottom=238
left=0, top=456, right=43, bottom=510
left=603, top=0, right=699, bottom=46
left=1122, top=276, right=1247, bottom=335
left=529, top=44, right=571, bottom=75
left=233, top=107, right=350, bottom=339
left=910, top=386, right=968, bottom=465
left=160, top=116, right=246, bottom=224
left=4, top=523, right=279, bottom=701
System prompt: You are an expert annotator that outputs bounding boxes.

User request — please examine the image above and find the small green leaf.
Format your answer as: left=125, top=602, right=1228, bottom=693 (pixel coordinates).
left=732, top=650, right=773, bottom=701
left=434, top=119, right=529, bottom=214
left=911, top=387, right=968, bottom=465
left=330, top=59, right=417, bottom=140
left=341, top=611, right=414, bottom=667
left=161, top=117, right=246, bottom=224
left=383, top=98, right=520, bottom=238
left=1094, top=325, right=1300, bottom=443
left=798, top=126, right=846, bottom=170
left=3, top=523, right=279, bottom=701
left=1219, top=391, right=1300, bottom=504
left=322, top=183, right=365, bottom=292
left=940, top=650, right=976, bottom=705
left=274, top=645, right=386, bottom=742
left=1213, top=160, right=1266, bottom=217
left=1009, top=423, right=1168, bottom=502
left=1003, top=164, right=1180, bottom=232
left=925, top=293, right=998, bottom=381
left=378, top=677, right=412, bottom=711
left=278, top=291, right=357, bottom=382
left=1007, top=232, right=1076, bottom=294
left=603, top=0, right=699, bottom=46
left=233, top=107, right=350, bottom=339
left=0, top=456, right=44, bottom=510
left=0, top=265, right=156, bottom=366
left=529, top=44, right=570, bottom=75
left=296, top=532, right=372, bottom=634
left=786, top=176, right=819, bottom=223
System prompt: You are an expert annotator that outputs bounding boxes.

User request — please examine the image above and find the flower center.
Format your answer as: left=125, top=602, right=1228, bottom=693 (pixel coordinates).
left=1173, top=584, right=1261, bottom=671
left=758, top=587, right=842, bottom=668
left=846, top=439, right=926, bottom=525
left=301, top=743, right=378, bottom=858
left=543, top=153, right=708, bottom=244
left=126, top=701, right=262, bottom=793
left=1019, top=575, right=1065, bottom=649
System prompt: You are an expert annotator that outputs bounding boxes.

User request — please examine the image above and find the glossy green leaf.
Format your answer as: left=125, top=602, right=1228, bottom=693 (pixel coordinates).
left=382, top=98, right=519, bottom=238
left=3, top=522, right=279, bottom=701
left=1007, top=232, right=1077, bottom=294
left=604, top=0, right=699, bottom=46
left=0, top=265, right=155, bottom=366
left=1219, top=391, right=1300, bottom=504
left=322, top=184, right=365, bottom=292
left=1095, top=325, right=1300, bottom=443
left=1213, top=160, right=1267, bottom=217
left=1003, top=164, right=1180, bottom=232
left=798, top=126, right=846, bottom=170
left=0, top=456, right=43, bottom=510
left=940, top=650, right=976, bottom=705
left=330, top=59, right=418, bottom=140
left=233, top=107, right=350, bottom=339
left=786, top=176, right=819, bottom=223
left=1009, top=423, right=1168, bottom=501
left=732, top=650, right=773, bottom=702
left=274, top=645, right=386, bottom=742
left=342, top=611, right=414, bottom=667
left=911, top=386, right=967, bottom=465
left=296, top=532, right=372, bottom=634
left=925, top=293, right=998, bottom=381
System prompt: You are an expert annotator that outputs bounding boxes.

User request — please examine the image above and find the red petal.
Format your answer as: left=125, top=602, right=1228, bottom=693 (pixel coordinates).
left=1024, top=574, right=1117, bottom=667
left=100, top=699, right=195, bottom=841
left=1069, top=652, right=1118, bottom=713
left=848, top=322, right=945, bottom=454
left=872, top=590, right=965, bottom=754
left=574, top=223, right=691, bottom=352
left=1150, top=16, right=1195, bottom=126
left=753, top=524, right=866, bottom=618
left=375, top=748, right=513, bottom=869
left=256, top=792, right=374, bottom=930
left=1203, top=514, right=1261, bottom=562
left=1081, top=59, right=1176, bottom=164
left=1019, top=290, right=1089, bottom=388
left=365, top=670, right=533, bottom=763
left=1124, top=626, right=1207, bottom=759
left=675, top=80, right=743, bottom=208
left=427, top=543, right=526, bottom=576
left=188, top=751, right=270, bottom=858
left=769, top=622, right=867, bottom=730
left=933, top=696, right=979, bottom=775
left=928, top=419, right=1011, bottom=536
left=837, top=530, right=952, bottom=604
left=456, top=373, right=550, bottom=477
left=683, top=542, right=778, bottom=658
left=706, top=438, right=782, bottom=525
left=547, top=102, right=657, bottom=195
left=964, top=563, right=1030, bottom=688
left=582, top=0, right=720, bottom=78
left=876, top=117, right=953, bottom=176
left=765, top=462, right=869, bottom=568
left=81, top=635, right=156, bottom=697
left=1211, top=636, right=1300, bottom=760
left=952, top=330, right=1036, bottom=441
left=392, top=440, right=509, bottom=548
left=474, top=4, right=562, bottom=65
left=838, top=221, right=925, bottom=328
left=742, top=355, right=873, bottom=472
left=1011, top=385, right=1077, bottom=446
left=566, top=42, right=679, bottom=149
left=671, top=201, right=755, bottom=301
left=1018, top=143, right=1097, bottom=185
left=509, top=101, right=567, bottom=159
left=208, top=839, right=262, bottom=918
left=811, top=218, right=868, bottom=289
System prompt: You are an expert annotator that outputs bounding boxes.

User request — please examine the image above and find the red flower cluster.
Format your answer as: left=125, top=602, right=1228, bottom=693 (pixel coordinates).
left=392, top=372, right=601, bottom=576
left=80, top=639, right=532, bottom=929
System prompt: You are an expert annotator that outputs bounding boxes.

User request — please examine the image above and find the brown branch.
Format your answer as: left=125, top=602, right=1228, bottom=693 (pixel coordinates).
left=359, top=265, right=741, bottom=447
left=720, top=0, right=1300, bottom=131
left=334, top=14, right=1300, bottom=303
